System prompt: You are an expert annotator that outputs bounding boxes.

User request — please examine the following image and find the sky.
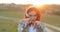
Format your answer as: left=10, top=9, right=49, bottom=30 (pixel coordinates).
left=0, top=0, right=60, bottom=6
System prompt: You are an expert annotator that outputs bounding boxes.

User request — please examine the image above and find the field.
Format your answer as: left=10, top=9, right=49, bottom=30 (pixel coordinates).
left=41, top=14, right=60, bottom=27
left=0, top=11, right=60, bottom=32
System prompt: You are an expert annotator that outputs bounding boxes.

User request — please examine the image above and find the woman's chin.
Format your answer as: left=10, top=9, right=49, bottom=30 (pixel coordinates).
left=31, top=19, right=36, bottom=21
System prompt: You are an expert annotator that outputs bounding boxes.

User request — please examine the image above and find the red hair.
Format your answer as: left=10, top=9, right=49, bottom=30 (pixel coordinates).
left=25, top=7, right=41, bottom=21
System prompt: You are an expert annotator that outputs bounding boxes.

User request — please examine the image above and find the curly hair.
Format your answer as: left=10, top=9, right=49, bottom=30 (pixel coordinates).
left=25, top=7, right=41, bottom=21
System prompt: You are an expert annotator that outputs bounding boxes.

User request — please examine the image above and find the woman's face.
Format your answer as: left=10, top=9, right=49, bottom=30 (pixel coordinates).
left=28, top=11, right=37, bottom=21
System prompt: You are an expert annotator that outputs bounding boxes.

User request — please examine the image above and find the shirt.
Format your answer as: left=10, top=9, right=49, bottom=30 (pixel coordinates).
left=29, top=25, right=37, bottom=32
left=18, top=19, right=46, bottom=32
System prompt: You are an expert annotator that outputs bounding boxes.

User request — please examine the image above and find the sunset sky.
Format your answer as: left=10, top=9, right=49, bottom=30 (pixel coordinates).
left=0, top=0, right=60, bottom=6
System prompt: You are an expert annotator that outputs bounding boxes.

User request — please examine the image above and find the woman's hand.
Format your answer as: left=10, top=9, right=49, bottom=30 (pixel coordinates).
left=25, top=21, right=32, bottom=27
left=34, top=21, right=40, bottom=28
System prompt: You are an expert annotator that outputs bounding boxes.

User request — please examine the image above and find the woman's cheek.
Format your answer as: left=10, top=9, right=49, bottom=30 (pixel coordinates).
left=34, top=17, right=37, bottom=20
left=32, top=17, right=36, bottom=20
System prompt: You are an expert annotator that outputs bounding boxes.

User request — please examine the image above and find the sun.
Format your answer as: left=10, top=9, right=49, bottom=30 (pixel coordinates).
left=31, top=0, right=45, bottom=6
left=32, top=3, right=44, bottom=6
left=14, top=0, right=46, bottom=6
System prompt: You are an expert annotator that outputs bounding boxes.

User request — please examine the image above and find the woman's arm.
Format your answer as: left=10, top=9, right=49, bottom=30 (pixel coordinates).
left=40, top=23, right=46, bottom=32
left=34, top=21, right=46, bottom=32
left=18, top=20, right=25, bottom=32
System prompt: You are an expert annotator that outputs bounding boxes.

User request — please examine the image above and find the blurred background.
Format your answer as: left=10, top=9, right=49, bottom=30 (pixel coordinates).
left=0, top=0, right=60, bottom=32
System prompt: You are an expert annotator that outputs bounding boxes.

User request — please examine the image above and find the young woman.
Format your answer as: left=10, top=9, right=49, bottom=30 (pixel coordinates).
left=18, top=6, right=46, bottom=32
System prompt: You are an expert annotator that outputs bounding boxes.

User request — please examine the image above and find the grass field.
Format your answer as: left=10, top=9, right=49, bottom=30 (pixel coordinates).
left=0, top=11, right=60, bottom=32
left=0, top=11, right=23, bottom=32
left=41, top=14, right=60, bottom=27
left=0, top=19, right=18, bottom=32
left=47, top=26, right=60, bottom=32
left=0, top=11, right=24, bottom=19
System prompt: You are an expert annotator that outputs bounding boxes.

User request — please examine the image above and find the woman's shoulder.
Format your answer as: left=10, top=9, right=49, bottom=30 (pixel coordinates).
left=37, top=21, right=45, bottom=27
left=38, top=21, right=44, bottom=25
left=40, top=21, right=46, bottom=28
left=19, top=19, right=25, bottom=23
left=18, top=19, right=26, bottom=25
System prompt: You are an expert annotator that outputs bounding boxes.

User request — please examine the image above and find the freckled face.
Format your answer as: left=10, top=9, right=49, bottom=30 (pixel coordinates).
left=28, top=11, right=37, bottom=21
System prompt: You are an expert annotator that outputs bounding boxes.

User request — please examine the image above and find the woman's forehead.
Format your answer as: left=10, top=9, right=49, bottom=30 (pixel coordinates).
left=29, top=11, right=37, bottom=15
left=29, top=11, right=36, bottom=13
